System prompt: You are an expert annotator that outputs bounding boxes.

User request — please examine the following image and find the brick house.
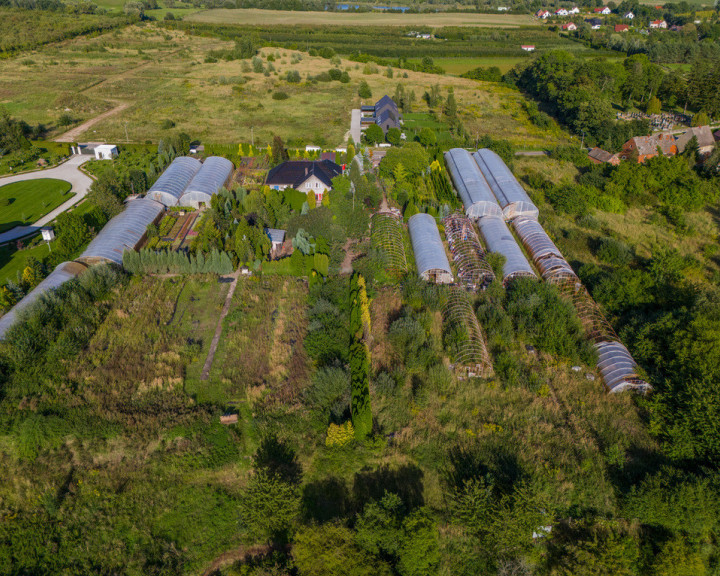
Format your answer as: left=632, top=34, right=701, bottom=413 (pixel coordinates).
left=620, top=134, right=677, bottom=163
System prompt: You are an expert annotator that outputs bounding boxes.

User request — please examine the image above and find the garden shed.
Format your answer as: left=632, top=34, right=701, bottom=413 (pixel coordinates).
left=179, top=156, right=234, bottom=208
left=477, top=216, right=536, bottom=284
left=78, top=198, right=165, bottom=266
left=473, top=149, right=539, bottom=220
left=444, top=148, right=503, bottom=219
left=408, top=213, right=453, bottom=284
left=0, top=261, right=87, bottom=339
left=146, top=156, right=201, bottom=207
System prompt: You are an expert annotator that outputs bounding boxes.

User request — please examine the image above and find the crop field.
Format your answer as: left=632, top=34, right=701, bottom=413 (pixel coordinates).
left=185, top=8, right=539, bottom=27
left=0, top=178, right=72, bottom=233
left=0, top=25, right=571, bottom=148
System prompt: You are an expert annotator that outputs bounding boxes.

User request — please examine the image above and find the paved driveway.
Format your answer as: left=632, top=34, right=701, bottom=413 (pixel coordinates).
left=350, top=109, right=362, bottom=144
left=0, top=155, right=94, bottom=244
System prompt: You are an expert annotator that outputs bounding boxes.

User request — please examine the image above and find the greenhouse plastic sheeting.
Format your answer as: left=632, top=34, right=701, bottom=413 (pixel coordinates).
left=477, top=216, right=536, bottom=283
left=444, top=148, right=502, bottom=219
left=146, top=156, right=201, bottom=207
left=408, top=213, right=453, bottom=283
left=473, top=149, right=539, bottom=220
left=78, top=198, right=165, bottom=265
left=512, top=216, right=576, bottom=282
left=594, top=340, right=652, bottom=393
left=0, top=261, right=86, bottom=340
left=179, top=156, right=234, bottom=208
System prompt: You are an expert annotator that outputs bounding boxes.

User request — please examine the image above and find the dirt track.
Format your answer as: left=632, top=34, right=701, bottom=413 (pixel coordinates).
left=54, top=102, right=129, bottom=143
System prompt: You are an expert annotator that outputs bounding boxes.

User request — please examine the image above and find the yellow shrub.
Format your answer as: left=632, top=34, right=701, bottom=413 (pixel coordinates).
left=326, top=421, right=355, bottom=447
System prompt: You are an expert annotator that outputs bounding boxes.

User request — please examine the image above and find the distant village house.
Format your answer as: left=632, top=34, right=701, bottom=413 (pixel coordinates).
left=676, top=126, right=716, bottom=156
left=588, top=147, right=621, bottom=166
left=620, top=133, right=677, bottom=163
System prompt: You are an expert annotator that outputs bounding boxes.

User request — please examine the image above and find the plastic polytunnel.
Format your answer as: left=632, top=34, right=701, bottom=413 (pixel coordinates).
left=77, top=198, right=165, bottom=266
left=477, top=216, right=536, bottom=284
left=146, top=156, right=202, bottom=207
left=595, top=341, right=652, bottom=393
left=511, top=216, right=577, bottom=283
left=179, top=156, right=234, bottom=208
left=444, top=148, right=503, bottom=219
left=473, top=149, right=539, bottom=220
left=408, top=213, right=453, bottom=284
left=0, top=261, right=87, bottom=339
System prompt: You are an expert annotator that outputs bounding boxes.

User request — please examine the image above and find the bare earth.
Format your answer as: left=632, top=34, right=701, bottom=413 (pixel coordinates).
left=54, top=103, right=129, bottom=143
left=186, top=8, right=539, bottom=27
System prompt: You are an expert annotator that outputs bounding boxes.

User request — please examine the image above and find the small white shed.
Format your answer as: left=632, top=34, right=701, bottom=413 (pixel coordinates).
left=94, top=144, right=118, bottom=160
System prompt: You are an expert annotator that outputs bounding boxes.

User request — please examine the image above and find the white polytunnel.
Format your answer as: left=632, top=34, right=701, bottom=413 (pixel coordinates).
left=595, top=341, right=652, bottom=394
left=476, top=216, right=536, bottom=284
left=473, top=149, right=539, bottom=220
left=0, top=261, right=87, bottom=340
left=511, top=216, right=577, bottom=283
left=408, top=213, right=453, bottom=284
left=179, top=156, right=234, bottom=208
left=444, top=148, right=503, bottom=219
left=77, top=198, right=165, bottom=266
left=146, top=156, right=202, bottom=207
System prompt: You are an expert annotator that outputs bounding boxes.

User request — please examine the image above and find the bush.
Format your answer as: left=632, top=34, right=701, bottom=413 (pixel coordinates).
left=286, top=70, right=301, bottom=83
left=328, top=68, right=342, bottom=81
left=272, top=91, right=289, bottom=100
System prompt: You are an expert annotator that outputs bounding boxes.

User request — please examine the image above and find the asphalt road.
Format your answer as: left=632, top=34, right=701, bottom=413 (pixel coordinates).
left=0, top=155, right=93, bottom=244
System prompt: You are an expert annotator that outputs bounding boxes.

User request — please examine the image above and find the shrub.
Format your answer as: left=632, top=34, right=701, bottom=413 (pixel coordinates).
left=272, top=91, right=289, bottom=100
left=328, top=68, right=342, bottom=81
left=326, top=421, right=355, bottom=447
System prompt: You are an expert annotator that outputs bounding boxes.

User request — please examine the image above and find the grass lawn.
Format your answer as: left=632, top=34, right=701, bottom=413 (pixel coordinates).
left=0, top=239, right=55, bottom=285
left=419, top=56, right=528, bottom=75
left=0, top=178, right=73, bottom=233
left=185, top=8, right=539, bottom=27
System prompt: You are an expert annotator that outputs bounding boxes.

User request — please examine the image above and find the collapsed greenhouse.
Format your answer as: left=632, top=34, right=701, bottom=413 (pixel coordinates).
left=444, top=148, right=503, bottom=219
left=473, top=149, right=539, bottom=221
left=0, top=261, right=87, bottom=339
left=407, top=213, right=453, bottom=284
left=595, top=341, right=652, bottom=393
left=78, top=198, right=165, bottom=266
left=178, top=156, right=235, bottom=208
left=146, top=156, right=202, bottom=207
left=370, top=212, right=408, bottom=275
left=511, top=216, right=577, bottom=283
left=443, top=288, right=494, bottom=378
left=476, top=216, right=536, bottom=284
left=442, top=211, right=495, bottom=290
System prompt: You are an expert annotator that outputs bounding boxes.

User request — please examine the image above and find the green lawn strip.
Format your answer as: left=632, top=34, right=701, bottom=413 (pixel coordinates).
left=0, top=178, right=73, bottom=233
left=0, top=240, right=55, bottom=285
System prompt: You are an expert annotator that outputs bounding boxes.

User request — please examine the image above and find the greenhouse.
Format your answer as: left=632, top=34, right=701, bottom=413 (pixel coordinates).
left=78, top=198, right=165, bottom=266
left=178, top=156, right=234, bottom=208
left=146, top=156, right=202, bottom=207
left=473, top=149, right=539, bottom=220
left=370, top=212, right=408, bottom=275
left=442, top=212, right=495, bottom=290
left=0, top=261, right=87, bottom=340
left=477, top=216, right=536, bottom=284
left=408, top=213, right=453, bottom=284
left=443, top=288, right=494, bottom=378
left=595, top=341, right=652, bottom=393
left=444, top=148, right=503, bottom=219
left=511, top=216, right=577, bottom=283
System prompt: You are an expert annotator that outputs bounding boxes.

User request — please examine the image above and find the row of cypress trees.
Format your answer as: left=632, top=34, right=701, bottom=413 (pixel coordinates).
left=123, top=249, right=234, bottom=275
left=349, top=273, right=372, bottom=440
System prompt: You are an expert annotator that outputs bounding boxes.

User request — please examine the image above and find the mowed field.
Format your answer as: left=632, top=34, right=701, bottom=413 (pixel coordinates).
left=185, top=8, right=539, bottom=27
left=0, top=178, right=72, bottom=233
left=0, top=25, right=570, bottom=148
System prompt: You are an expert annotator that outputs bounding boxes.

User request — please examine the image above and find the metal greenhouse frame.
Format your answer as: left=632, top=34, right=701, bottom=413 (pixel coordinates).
left=473, top=149, right=539, bottom=220
left=146, top=156, right=202, bottom=207
left=476, top=216, right=536, bottom=285
left=0, top=261, right=87, bottom=339
left=442, top=211, right=495, bottom=290
left=179, top=156, right=234, bottom=208
left=511, top=216, right=577, bottom=284
left=443, top=288, right=494, bottom=378
left=371, top=212, right=408, bottom=275
left=78, top=198, right=165, bottom=265
left=408, top=213, right=453, bottom=284
left=444, top=148, right=503, bottom=219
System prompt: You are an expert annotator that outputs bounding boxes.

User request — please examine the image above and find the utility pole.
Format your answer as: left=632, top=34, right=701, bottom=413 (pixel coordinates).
left=251, top=127, right=254, bottom=148
left=123, top=121, right=129, bottom=143
left=580, top=130, right=585, bottom=150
